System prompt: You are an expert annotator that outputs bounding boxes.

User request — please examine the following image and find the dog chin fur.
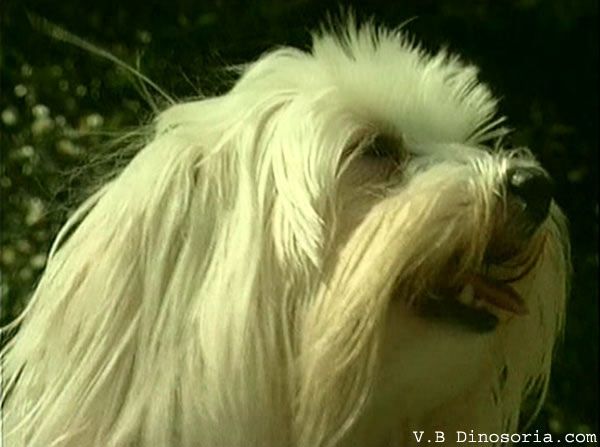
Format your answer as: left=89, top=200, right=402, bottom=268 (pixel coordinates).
left=1, top=19, right=569, bottom=447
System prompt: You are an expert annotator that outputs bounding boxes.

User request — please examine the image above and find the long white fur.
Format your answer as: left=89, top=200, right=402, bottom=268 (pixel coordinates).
left=1, top=20, right=569, bottom=447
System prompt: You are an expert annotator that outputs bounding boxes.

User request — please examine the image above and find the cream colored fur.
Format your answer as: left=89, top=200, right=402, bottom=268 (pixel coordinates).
left=1, top=19, right=569, bottom=447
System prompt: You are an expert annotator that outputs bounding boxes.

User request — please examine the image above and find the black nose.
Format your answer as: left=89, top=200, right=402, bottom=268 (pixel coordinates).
left=506, top=167, right=553, bottom=226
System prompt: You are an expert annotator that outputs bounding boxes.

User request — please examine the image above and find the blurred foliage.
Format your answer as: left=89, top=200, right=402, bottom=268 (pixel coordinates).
left=1, top=0, right=597, bottom=443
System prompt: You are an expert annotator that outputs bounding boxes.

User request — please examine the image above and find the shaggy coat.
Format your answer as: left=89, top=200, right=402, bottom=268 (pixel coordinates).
left=1, top=20, right=569, bottom=447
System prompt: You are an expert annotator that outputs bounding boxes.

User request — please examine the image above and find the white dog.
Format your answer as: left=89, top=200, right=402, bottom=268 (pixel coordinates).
left=1, top=19, right=569, bottom=447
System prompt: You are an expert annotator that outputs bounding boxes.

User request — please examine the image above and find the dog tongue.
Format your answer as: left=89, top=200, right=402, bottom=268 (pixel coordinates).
left=468, top=273, right=529, bottom=315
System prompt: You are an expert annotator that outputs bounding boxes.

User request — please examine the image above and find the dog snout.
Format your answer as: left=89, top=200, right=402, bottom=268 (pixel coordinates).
left=506, top=167, right=553, bottom=227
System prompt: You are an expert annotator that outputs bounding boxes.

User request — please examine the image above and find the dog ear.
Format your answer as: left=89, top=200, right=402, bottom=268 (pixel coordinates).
left=0, top=65, right=361, bottom=444
left=0, top=96, right=259, bottom=444
left=1, top=99, right=222, bottom=444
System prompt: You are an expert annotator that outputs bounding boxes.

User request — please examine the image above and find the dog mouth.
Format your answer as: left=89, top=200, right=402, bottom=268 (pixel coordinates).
left=418, top=229, right=545, bottom=333
left=419, top=268, right=531, bottom=334
left=459, top=272, right=528, bottom=315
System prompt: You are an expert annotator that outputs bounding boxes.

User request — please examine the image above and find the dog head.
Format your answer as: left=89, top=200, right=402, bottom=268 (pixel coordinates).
left=2, top=20, right=569, bottom=447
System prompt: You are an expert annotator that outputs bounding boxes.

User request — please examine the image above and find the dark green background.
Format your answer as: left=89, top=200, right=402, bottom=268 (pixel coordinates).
left=1, top=0, right=597, bottom=441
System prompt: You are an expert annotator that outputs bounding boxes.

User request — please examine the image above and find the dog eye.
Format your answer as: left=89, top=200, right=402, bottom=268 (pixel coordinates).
left=362, top=134, right=405, bottom=163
